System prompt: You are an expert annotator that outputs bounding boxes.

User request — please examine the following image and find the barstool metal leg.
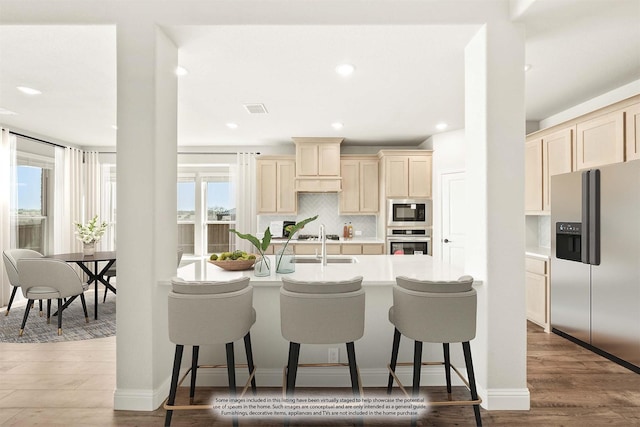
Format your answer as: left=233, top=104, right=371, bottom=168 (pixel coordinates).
left=412, top=340, right=423, bottom=396
left=443, top=343, right=452, bottom=395
left=190, top=346, right=199, bottom=404
left=462, top=341, right=482, bottom=427
left=346, top=342, right=360, bottom=397
left=387, top=328, right=401, bottom=394
left=285, top=342, right=300, bottom=397
left=244, top=332, right=257, bottom=395
left=225, top=342, right=238, bottom=427
left=165, top=344, right=184, bottom=427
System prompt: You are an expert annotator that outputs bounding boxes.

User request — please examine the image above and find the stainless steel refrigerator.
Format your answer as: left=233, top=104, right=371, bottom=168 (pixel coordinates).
left=551, top=160, right=640, bottom=372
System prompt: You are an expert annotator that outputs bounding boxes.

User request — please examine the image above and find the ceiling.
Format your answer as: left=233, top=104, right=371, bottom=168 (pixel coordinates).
left=0, top=0, right=638, bottom=149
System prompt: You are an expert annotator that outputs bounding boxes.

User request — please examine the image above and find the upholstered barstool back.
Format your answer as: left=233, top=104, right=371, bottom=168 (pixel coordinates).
left=387, top=275, right=482, bottom=426
left=280, top=277, right=365, bottom=345
left=164, top=276, right=256, bottom=427
left=390, top=275, right=476, bottom=344
left=169, top=276, right=255, bottom=345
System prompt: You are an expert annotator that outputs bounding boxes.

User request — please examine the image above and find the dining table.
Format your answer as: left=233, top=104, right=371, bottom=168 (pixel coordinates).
left=46, top=251, right=116, bottom=320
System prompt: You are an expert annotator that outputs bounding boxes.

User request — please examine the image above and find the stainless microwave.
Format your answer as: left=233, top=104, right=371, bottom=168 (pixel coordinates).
left=387, top=199, right=430, bottom=227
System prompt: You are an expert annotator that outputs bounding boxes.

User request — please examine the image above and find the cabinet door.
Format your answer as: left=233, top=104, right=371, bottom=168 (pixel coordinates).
left=341, top=245, right=362, bottom=255
left=318, top=144, right=341, bottom=176
left=385, top=156, right=408, bottom=198
left=408, top=155, right=432, bottom=198
left=297, top=144, right=318, bottom=176
left=359, top=160, right=379, bottom=213
left=626, top=103, right=640, bottom=161
left=576, top=111, right=624, bottom=170
left=257, top=160, right=277, bottom=213
left=340, top=160, right=360, bottom=213
left=526, top=272, right=547, bottom=326
left=525, top=139, right=543, bottom=212
left=362, top=244, right=383, bottom=255
left=542, top=128, right=573, bottom=211
left=277, top=160, right=296, bottom=213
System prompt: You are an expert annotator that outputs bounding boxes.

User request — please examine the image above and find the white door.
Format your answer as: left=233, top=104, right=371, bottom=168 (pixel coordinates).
left=441, top=172, right=466, bottom=269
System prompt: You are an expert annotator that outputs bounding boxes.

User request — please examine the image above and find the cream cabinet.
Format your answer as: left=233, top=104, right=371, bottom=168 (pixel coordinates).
left=340, top=157, right=379, bottom=214
left=525, top=128, right=573, bottom=213
left=294, top=244, right=340, bottom=256
left=525, top=139, right=543, bottom=212
left=380, top=151, right=432, bottom=199
left=542, top=128, right=573, bottom=211
left=525, top=256, right=550, bottom=332
left=576, top=110, right=624, bottom=170
left=256, top=156, right=297, bottom=214
left=341, top=243, right=384, bottom=255
left=293, top=137, right=342, bottom=192
left=625, top=103, right=640, bottom=161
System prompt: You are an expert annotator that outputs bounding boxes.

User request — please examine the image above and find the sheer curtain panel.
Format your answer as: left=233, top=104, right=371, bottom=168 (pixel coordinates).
left=0, top=129, right=17, bottom=307
left=54, top=147, right=83, bottom=254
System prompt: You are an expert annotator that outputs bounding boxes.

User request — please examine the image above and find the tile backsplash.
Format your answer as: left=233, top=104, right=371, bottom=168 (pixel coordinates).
left=258, top=193, right=378, bottom=238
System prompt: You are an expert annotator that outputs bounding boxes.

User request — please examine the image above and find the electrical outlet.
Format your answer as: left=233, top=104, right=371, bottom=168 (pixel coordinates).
left=355, top=230, right=362, bottom=236
left=328, top=347, right=339, bottom=363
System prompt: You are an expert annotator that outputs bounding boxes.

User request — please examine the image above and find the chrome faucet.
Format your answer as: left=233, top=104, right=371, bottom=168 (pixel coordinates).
left=318, top=223, right=327, bottom=266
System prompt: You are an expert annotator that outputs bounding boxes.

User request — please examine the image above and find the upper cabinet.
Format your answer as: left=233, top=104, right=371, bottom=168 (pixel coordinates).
left=340, top=156, right=379, bottom=214
left=256, top=156, right=297, bottom=214
left=526, top=127, right=573, bottom=213
left=576, top=110, right=624, bottom=170
left=625, top=103, right=640, bottom=161
left=379, top=151, right=432, bottom=199
left=293, top=137, right=342, bottom=192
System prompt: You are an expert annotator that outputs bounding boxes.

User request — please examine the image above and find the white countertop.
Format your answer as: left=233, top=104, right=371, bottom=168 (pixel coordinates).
left=176, top=254, right=468, bottom=286
left=525, top=246, right=551, bottom=260
left=270, top=237, right=384, bottom=245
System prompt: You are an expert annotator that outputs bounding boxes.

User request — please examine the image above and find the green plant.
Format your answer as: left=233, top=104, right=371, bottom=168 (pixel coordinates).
left=229, top=227, right=272, bottom=260
left=276, top=215, right=318, bottom=271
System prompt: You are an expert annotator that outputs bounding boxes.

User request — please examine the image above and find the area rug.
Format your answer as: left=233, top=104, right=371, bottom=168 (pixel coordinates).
left=0, top=290, right=116, bottom=343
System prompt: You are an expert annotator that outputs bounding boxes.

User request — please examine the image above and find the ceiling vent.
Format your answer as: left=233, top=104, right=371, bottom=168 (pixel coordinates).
left=243, top=103, right=268, bottom=114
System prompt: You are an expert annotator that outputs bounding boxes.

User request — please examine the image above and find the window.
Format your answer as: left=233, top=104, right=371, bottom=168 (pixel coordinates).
left=177, top=165, right=237, bottom=255
left=16, top=165, right=49, bottom=253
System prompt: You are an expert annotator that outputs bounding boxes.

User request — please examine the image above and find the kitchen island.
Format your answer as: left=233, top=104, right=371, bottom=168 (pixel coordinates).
left=173, top=255, right=477, bottom=389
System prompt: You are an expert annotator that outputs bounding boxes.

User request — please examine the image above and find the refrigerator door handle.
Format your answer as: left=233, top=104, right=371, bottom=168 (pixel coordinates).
left=581, top=171, right=590, bottom=264
left=589, top=169, right=601, bottom=265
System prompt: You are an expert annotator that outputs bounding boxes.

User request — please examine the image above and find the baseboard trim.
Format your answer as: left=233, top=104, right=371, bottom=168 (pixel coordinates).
left=113, top=375, right=172, bottom=411
left=476, top=385, right=530, bottom=410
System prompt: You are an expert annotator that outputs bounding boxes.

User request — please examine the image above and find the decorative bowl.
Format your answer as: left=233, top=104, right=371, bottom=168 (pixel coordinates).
left=208, top=257, right=256, bottom=271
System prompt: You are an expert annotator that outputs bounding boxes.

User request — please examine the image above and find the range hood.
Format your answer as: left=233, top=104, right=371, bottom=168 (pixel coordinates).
left=293, top=137, right=343, bottom=193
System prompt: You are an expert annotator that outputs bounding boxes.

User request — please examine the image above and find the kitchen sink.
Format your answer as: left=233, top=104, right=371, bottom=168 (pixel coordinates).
left=291, top=256, right=358, bottom=264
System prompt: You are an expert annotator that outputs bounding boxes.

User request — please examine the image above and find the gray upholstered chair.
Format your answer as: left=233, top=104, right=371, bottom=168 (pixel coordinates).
left=387, top=275, right=482, bottom=426
left=280, top=276, right=365, bottom=400
left=103, top=248, right=184, bottom=303
left=2, top=249, right=44, bottom=317
left=165, top=276, right=256, bottom=427
left=17, top=258, right=89, bottom=336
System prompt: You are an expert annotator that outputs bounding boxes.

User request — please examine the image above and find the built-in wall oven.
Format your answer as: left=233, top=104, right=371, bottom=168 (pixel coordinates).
left=387, top=229, right=430, bottom=255
left=387, top=199, right=430, bottom=227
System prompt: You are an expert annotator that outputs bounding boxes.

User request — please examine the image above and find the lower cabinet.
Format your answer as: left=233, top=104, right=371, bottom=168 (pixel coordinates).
left=294, top=244, right=340, bottom=255
left=266, top=243, right=384, bottom=255
left=341, top=244, right=384, bottom=255
left=525, top=256, right=550, bottom=332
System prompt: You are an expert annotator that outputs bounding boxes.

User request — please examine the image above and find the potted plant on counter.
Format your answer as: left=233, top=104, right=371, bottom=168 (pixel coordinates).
left=274, top=215, right=318, bottom=273
left=229, top=227, right=272, bottom=276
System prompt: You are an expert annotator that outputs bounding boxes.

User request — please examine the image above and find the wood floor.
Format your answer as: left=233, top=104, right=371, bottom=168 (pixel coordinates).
left=0, top=322, right=638, bottom=426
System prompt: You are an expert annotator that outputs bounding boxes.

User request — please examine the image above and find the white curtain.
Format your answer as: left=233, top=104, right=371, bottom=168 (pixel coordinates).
left=83, top=151, right=103, bottom=250
left=0, top=128, right=17, bottom=307
left=54, top=146, right=84, bottom=253
left=234, top=152, right=257, bottom=253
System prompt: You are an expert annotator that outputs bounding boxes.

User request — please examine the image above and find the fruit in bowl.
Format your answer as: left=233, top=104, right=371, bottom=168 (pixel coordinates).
left=208, top=250, right=257, bottom=270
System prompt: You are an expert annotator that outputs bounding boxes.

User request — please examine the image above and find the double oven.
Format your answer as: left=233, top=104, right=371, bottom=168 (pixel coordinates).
left=386, top=199, right=431, bottom=255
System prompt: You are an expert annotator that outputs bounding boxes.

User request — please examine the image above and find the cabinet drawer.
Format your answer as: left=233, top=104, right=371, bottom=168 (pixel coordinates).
left=341, top=245, right=362, bottom=255
left=295, top=244, right=340, bottom=255
left=525, top=257, right=547, bottom=275
left=362, top=244, right=384, bottom=255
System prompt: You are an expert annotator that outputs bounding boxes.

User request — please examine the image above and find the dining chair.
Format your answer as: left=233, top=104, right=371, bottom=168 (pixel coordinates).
left=2, top=249, right=44, bottom=317
left=17, top=258, right=89, bottom=336
left=102, top=248, right=185, bottom=303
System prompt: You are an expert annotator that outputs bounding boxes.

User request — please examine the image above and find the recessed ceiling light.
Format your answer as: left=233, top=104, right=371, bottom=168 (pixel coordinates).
left=436, top=122, right=448, bottom=131
left=175, top=66, right=188, bottom=76
left=335, top=63, right=355, bottom=77
left=331, top=122, right=344, bottom=130
left=226, top=123, right=239, bottom=129
left=16, top=86, right=42, bottom=95
left=0, top=107, right=17, bottom=115
left=524, top=64, right=532, bottom=72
